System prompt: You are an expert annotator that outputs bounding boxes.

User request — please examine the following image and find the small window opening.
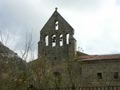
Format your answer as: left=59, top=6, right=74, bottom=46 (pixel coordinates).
left=52, top=35, right=56, bottom=47
left=53, top=71, right=61, bottom=84
left=79, top=67, right=82, bottom=74
left=54, top=57, right=57, bottom=60
left=45, top=35, right=48, bottom=46
left=60, top=34, right=63, bottom=46
left=44, top=52, right=47, bottom=56
left=97, top=73, right=102, bottom=79
left=114, top=72, right=118, bottom=79
left=53, top=72, right=61, bottom=77
left=55, top=20, right=59, bottom=30
left=66, top=34, right=69, bottom=44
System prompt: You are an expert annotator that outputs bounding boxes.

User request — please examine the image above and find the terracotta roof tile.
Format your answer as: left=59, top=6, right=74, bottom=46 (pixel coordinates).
left=77, top=54, right=120, bottom=61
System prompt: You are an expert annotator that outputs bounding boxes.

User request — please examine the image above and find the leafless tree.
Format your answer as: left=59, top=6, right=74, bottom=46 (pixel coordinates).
left=65, top=58, right=82, bottom=89
left=20, top=32, right=35, bottom=61
left=0, top=30, right=10, bottom=45
left=66, top=59, right=76, bottom=88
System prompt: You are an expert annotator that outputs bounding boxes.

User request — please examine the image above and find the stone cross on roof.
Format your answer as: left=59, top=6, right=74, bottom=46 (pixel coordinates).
left=55, top=7, right=58, bottom=11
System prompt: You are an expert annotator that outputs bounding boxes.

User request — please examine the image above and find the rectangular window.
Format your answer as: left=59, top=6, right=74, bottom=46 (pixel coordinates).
left=97, top=73, right=102, bottom=79
left=114, top=72, right=118, bottom=79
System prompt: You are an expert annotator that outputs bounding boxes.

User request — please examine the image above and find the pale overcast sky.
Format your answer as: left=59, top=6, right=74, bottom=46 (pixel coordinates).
left=0, top=0, right=120, bottom=60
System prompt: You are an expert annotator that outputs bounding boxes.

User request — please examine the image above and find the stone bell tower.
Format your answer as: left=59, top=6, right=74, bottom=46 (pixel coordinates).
left=38, top=8, right=76, bottom=61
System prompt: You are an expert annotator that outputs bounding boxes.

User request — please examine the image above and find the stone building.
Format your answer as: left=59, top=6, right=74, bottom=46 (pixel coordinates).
left=76, top=55, right=120, bottom=86
left=38, top=8, right=76, bottom=61
left=37, top=9, right=120, bottom=87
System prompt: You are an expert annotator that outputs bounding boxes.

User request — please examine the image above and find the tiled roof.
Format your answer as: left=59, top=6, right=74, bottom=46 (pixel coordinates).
left=77, top=54, right=120, bottom=61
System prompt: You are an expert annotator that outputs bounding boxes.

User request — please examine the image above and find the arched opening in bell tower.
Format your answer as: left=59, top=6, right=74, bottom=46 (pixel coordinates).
left=55, top=20, right=59, bottom=30
left=60, top=34, right=63, bottom=46
left=52, top=34, right=56, bottom=47
left=66, top=34, right=69, bottom=45
left=45, top=35, right=49, bottom=46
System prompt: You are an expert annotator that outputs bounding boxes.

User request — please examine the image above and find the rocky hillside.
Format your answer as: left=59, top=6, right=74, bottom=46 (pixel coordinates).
left=0, top=42, right=28, bottom=90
